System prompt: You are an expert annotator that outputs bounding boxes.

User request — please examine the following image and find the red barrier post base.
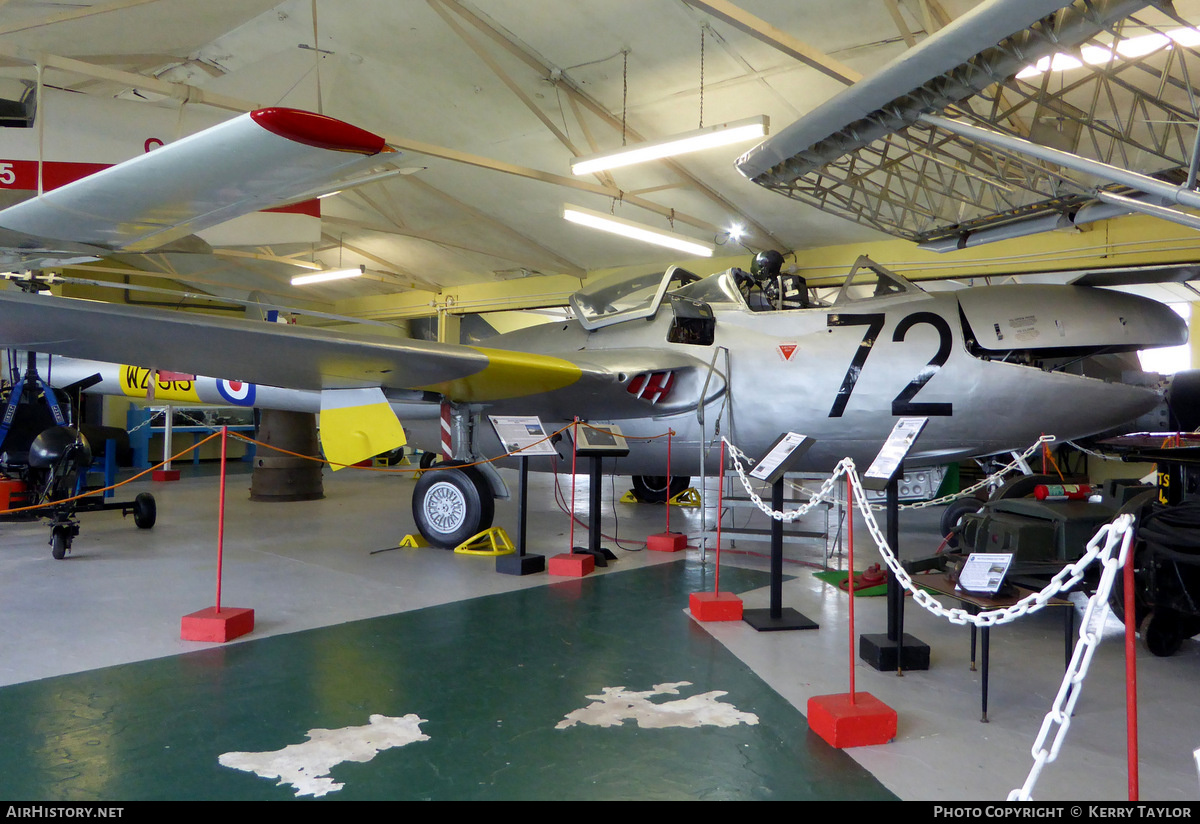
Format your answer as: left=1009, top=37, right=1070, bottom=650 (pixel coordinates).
left=647, top=531, right=688, bottom=552
left=548, top=552, right=595, bottom=577
left=152, top=469, right=181, bottom=482
left=689, top=591, right=743, bottom=621
left=181, top=606, right=255, bottom=642
left=807, top=692, right=897, bottom=748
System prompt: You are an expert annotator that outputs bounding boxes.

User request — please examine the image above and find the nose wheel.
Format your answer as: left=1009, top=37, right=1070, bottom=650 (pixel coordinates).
left=49, top=521, right=78, bottom=560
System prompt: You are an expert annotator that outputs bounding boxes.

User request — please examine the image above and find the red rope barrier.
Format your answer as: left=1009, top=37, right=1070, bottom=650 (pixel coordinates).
left=665, top=428, right=673, bottom=534
left=215, top=426, right=227, bottom=612
left=847, top=474, right=856, bottom=704
left=714, top=439, right=725, bottom=595
left=569, top=418, right=579, bottom=551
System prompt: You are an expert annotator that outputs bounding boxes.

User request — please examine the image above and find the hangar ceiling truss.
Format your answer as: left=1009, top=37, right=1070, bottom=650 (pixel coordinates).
left=745, top=0, right=1200, bottom=246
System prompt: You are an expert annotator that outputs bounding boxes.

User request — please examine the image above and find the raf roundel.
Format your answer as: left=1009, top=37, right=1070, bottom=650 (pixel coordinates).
left=217, top=379, right=256, bottom=406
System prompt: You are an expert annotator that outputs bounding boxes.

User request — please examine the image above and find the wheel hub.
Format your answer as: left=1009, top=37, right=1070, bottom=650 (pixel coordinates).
left=425, top=481, right=467, bottom=533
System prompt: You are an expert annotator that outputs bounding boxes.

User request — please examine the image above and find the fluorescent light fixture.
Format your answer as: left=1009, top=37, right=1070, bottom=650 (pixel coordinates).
left=571, top=115, right=768, bottom=176
left=291, top=265, right=365, bottom=286
left=563, top=204, right=713, bottom=257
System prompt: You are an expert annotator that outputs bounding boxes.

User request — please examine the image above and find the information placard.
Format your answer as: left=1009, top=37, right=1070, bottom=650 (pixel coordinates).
left=749, top=432, right=815, bottom=485
left=957, top=553, right=1013, bottom=595
left=863, top=417, right=928, bottom=490
left=488, top=415, right=559, bottom=457
left=573, top=422, right=630, bottom=457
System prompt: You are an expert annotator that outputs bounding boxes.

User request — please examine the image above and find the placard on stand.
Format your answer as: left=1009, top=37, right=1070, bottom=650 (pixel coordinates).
left=743, top=432, right=820, bottom=632
left=570, top=423, right=630, bottom=567
left=488, top=416, right=557, bottom=576
left=860, top=418, right=930, bottom=672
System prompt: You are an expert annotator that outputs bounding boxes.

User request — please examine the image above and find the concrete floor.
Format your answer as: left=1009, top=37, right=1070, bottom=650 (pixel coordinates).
left=0, top=461, right=1197, bottom=801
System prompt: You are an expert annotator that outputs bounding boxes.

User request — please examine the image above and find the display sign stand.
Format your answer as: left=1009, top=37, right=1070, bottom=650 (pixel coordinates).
left=859, top=419, right=930, bottom=672
left=743, top=433, right=819, bottom=632
left=495, top=456, right=544, bottom=576
left=489, top=416, right=555, bottom=576
left=572, top=424, right=630, bottom=567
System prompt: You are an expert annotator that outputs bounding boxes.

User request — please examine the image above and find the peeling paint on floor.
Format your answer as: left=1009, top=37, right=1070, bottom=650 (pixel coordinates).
left=556, top=682, right=759, bottom=730
left=219, top=714, right=430, bottom=797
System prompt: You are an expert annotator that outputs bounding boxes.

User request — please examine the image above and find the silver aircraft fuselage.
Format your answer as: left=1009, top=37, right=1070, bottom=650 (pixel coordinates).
left=477, top=274, right=1180, bottom=475
left=34, top=269, right=1184, bottom=480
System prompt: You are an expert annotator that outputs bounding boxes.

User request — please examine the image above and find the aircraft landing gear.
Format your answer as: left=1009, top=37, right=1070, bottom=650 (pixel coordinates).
left=630, top=475, right=690, bottom=504
left=132, top=492, right=156, bottom=529
left=411, top=461, right=495, bottom=548
left=50, top=520, right=78, bottom=560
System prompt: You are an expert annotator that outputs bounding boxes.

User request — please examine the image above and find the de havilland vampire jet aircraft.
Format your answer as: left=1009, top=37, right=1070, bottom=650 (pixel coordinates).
left=0, top=105, right=1188, bottom=547
left=4, top=250, right=1191, bottom=550
left=0, top=5, right=1196, bottom=549
left=0, top=98, right=1192, bottom=547
left=1, top=0, right=1199, bottom=551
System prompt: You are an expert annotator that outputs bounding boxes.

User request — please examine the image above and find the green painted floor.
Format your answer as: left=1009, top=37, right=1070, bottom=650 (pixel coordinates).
left=0, top=560, right=895, bottom=801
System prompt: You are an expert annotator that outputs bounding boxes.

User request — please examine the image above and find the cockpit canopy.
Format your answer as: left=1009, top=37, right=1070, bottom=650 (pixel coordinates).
left=568, top=255, right=924, bottom=330
left=569, top=266, right=700, bottom=330
left=830, top=256, right=923, bottom=304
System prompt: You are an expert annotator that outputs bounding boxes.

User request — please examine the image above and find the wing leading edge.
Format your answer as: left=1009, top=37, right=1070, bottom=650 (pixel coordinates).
left=0, top=290, right=723, bottom=421
left=0, top=107, right=396, bottom=259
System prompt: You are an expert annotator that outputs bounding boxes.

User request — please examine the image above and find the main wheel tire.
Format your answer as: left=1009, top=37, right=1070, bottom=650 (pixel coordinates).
left=419, top=451, right=439, bottom=470
left=412, top=462, right=495, bottom=548
left=631, top=475, right=690, bottom=504
left=133, top=492, right=156, bottom=529
left=940, top=496, right=983, bottom=548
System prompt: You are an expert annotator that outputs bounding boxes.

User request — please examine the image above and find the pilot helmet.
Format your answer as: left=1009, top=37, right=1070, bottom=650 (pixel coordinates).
left=751, top=249, right=784, bottom=279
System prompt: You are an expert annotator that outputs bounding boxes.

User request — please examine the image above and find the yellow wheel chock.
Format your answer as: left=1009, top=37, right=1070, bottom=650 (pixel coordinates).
left=399, top=534, right=430, bottom=548
left=453, top=526, right=516, bottom=556
left=375, top=454, right=411, bottom=467
left=620, top=487, right=702, bottom=507
left=669, top=488, right=702, bottom=507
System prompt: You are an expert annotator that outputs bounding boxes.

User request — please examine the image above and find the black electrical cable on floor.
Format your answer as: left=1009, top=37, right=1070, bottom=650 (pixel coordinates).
left=549, top=456, right=645, bottom=551
left=1137, top=500, right=1200, bottom=564
left=607, top=469, right=645, bottom=552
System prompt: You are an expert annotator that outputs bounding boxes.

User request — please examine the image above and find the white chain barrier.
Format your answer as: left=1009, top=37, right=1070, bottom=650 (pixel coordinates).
left=721, top=435, right=1136, bottom=801
left=782, top=435, right=1059, bottom=512
left=1007, top=516, right=1133, bottom=800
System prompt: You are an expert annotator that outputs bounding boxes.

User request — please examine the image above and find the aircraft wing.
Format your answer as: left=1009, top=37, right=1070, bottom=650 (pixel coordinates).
left=0, top=107, right=396, bottom=262
left=735, top=0, right=1193, bottom=248
left=0, top=289, right=722, bottom=423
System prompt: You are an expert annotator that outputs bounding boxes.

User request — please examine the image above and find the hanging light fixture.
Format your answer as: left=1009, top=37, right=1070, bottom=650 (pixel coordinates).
left=291, top=265, right=365, bottom=286
left=571, top=115, right=768, bottom=176
left=293, top=234, right=365, bottom=286
left=563, top=205, right=713, bottom=257
left=573, top=30, right=767, bottom=176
